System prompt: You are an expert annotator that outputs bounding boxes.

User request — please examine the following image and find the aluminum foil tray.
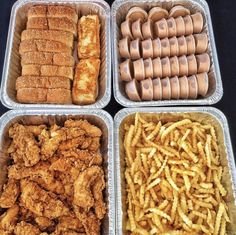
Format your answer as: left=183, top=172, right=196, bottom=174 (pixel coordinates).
left=112, top=0, right=223, bottom=107
left=1, top=0, right=111, bottom=109
left=0, top=109, right=115, bottom=234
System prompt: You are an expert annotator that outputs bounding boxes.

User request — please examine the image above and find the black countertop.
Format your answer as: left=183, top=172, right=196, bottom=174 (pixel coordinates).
left=0, top=0, right=235, bottom=155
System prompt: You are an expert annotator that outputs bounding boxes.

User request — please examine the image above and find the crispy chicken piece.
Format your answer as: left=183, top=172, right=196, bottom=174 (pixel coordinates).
left=92, top=173, right=106, bottom=219
left=74, top=207, right=100, bottom=235
left=25, top=125, right=46, bottom=136
left=39, top=124, right=67, bottom=160
left=0, top=205, right=19, bottom=232
left=57, top=149, right=102, bottom=166
left=0, top=179, right=20, bottom=208
left=64, top=119, right=102, bottom=137
left=14, top=221, right=40, bottom=235
left=0, top=229, right=11, bottom=235
left=73, top=166, right=103, bottom=209
left=8, top=124, right=40, bottom=166
left=58, top=136, right=92, bottom=151
left=20, top=179, right=68, bottom=219
left=54, top=213, right=85, bottom=234
left=35, top=216, right=54, bottom=231
left=19, top=206, right=35, bottom=222
left=8, top=162, right=64, bottom=194
left=89, top=137, right=100, bottom=152
left=63, top=127, right=86, bottom=140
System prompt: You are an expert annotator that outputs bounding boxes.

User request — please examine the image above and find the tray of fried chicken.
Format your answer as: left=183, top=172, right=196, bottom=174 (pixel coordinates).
left=1, top=0, right=111, bottom=109
left=0, top=109, right=114, bottom=235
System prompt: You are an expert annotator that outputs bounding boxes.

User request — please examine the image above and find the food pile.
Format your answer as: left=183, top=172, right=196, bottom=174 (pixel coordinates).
left=0, top=119, right=106, bottom=234
left=119, top=6, right=210, bottom=101
left=17, top=5, right=100, bottom=105
left=124, top=113, right=230, bottom=234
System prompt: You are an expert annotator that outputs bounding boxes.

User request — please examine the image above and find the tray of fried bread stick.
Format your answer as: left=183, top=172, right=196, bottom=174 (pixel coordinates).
left=114, top=107, right=236, bottom=235
left=112, top=0, right=223, bottom=107
left=0, top=109, right=115, bottom=234
left=0, top=0, right=111, bottom=109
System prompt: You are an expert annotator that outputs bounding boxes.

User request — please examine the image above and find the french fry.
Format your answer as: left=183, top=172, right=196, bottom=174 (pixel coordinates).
left=214, top=203, right=225, bottom=235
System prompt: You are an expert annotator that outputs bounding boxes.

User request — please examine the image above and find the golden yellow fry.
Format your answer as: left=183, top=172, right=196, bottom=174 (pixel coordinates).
left=187, top=199, right=193, bottom=211
left=128, top=209, right=136, bottom=231
left=192, top=210, right=207, bottom=220
left=125, top=170, right=136, bottom=199
left=171, top=190, right=178, bottom=222
left=147, top=208, right=171, bottom=221
left=171, top=167, right=195, bottom=177
left=177, top=206, right=192, bottom=227
left=180, top=193, right=188, bottom=214
left=152, top=214, right=164, bottom=232
left=139, top=185, right=145, bottom=205
left=181, top=129, right=191, bottom=142
left=148, top=157, right=168, bottom=183
left=131, top=123, right=142, bottom=147
left=200, top=182, right=213, bottom=189
left=165, top=165, right=179, bottom=192
left=147, top=148, right=156, bottom=159
left=219, top=218, right=226, bottom=235
left=214, top=203, right=225, bottom=235
left=161, top=119, right=192, bottom=142
left=181, top=142, right=198, bottom=163
left=157, top=200, right=169, bottom=210
left=146, top=178, right=161, bottom=191
left=191, top=165, right=206, bottom=181
left=143, top=191, right=150, bottom=209
left=213, top=170, right=227, bottom=196
left=183, top=175, right=191, bottom=191
left=147, top=121, right=162, bottom=140
left=133, top=227, right=150, bottom=235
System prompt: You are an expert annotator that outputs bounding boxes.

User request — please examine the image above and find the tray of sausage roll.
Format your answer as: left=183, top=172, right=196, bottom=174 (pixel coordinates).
left=112, top=0, right=223, bottom=107
left=0, top=109, right=115, bottom=234
left=1, top=0, right=111, bottom=109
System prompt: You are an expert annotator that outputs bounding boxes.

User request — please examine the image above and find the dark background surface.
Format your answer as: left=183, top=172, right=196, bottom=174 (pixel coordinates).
left=0, top=0, right=235, bottom=154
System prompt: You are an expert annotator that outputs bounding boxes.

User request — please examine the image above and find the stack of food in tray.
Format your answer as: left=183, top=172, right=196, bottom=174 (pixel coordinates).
left=122, top=113, right=231, bottom=234
left=0, top=118, right=106, bottom=234
left=119, top=6, right=210, bottom=101
left=16, top=5, right=100, bottom=105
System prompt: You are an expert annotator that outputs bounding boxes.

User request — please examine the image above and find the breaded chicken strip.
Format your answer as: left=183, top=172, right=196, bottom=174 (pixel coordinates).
left=39, top=124, right=66, bottom=160
left=0, top=179, right=20, bottom=208
left=8, top=162, right=64, bottom=194
left=14, top=221, right=40, bottom=235
left=20, top=179, right=68, bottom=219
left=64, top=119, right=102, bottom=137
left=0, top=205, right=19, bottom=232
left=8, top=124, right=40, bottom=167
left=73, top=166, right=103, bottom=209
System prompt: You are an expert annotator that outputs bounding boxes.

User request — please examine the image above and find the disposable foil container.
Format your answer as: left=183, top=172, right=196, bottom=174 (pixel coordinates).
left=112, top=0, right=223, bottom=107
left=0, top=109, right=115, bottom=235
left=1, top=0, right=111, bottom=109
left=114, top=107, right=236, bottom=234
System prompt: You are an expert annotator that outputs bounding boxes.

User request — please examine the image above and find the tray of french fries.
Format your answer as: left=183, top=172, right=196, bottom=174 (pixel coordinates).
left=115, top=107, right=236, bottom=234
left=0, top=109, right=115, bottom=234
left=1, top=0, right=111, bottom=109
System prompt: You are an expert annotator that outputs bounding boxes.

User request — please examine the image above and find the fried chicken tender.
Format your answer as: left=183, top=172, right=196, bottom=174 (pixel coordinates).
left=64, top=119, right=102, bottom=137
left=63, top=127, right=86, bottom=140
left=8, top=162, right=64, bottom=194
left=0, top=179, right=20, bottom=208
left=58, top=136, right=93, bottom=151
left=0, top=205, right=19, bottom=232
left=8, top=124, right=40, bottom=166
left=20, top=179, right=68, bottom=219
left=73, top=166, right=103, bottom=210
left=14, top=221, right=40, bottom=235
left=25, top=125, right=46, bottom=136
left=74, top=206, right=100, bottom=235
left=59, top=149, right=102, bottom=166
left=54, top=213, right=85, bottom=234
left=92, top=174, right=106, bottom=220
left=39, top=124, right=66, bottom=160
left=35, top=216, right=54, bottom=231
